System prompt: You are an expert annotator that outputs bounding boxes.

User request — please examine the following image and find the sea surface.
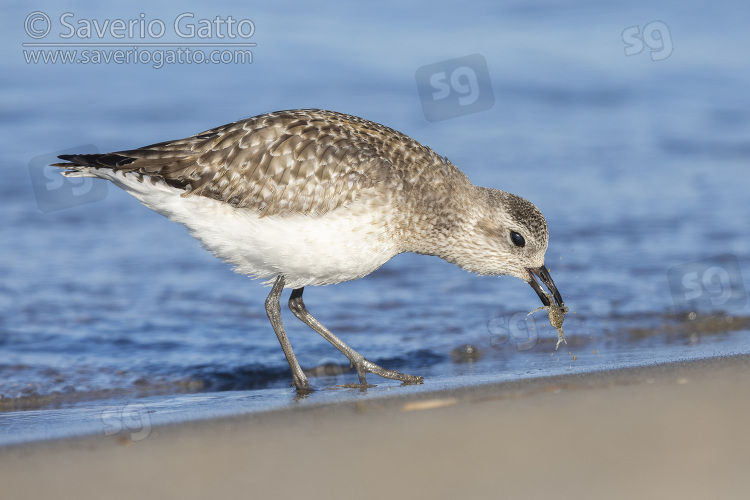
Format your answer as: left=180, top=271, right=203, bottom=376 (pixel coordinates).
left=1, top=0, right=749, bottom=446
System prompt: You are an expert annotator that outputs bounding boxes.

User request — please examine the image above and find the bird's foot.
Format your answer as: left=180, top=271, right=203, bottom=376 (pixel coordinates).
left=291, top=376, right=314, bottom=394
left=351, top=357, right=423, bottom=386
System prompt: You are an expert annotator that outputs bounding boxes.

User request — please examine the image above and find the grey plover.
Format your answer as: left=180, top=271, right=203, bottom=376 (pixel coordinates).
left=53, top=109, right=565, bottom=390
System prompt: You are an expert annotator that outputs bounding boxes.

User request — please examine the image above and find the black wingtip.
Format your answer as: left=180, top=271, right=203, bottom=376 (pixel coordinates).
left=51, top=153, right=135, bottom=169
left=50, top=154, right=91, bottom=169
left=53, top=153, right=101, bottom=167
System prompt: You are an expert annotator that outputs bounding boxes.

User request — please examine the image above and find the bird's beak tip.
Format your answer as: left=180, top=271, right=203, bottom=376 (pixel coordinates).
left=527, top=265, right=564, bottom=308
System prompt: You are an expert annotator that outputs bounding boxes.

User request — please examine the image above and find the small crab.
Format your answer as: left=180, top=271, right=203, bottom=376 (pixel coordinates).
left=528, top=293, right=569, bottom=350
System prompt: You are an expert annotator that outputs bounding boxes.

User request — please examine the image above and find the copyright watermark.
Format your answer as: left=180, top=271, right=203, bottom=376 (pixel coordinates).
left=415, top=54, right=495, bottom=122
left=488, top=311, right=540, bottom=351
left=101, top=403, right=152, bottom=442
left=622, top=20, right=673, bottom=62
left=28, top=145, right=108, bottom=213
left=668, top=255, right=747, bottom=312
left=22, top=11, right=256, bottom=69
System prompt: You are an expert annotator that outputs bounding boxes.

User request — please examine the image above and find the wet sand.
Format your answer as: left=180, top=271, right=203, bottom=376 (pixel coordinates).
left=2, top=355, right=749, bottom=500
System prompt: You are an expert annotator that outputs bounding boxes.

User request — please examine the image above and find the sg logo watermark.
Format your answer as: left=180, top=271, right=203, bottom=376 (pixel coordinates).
left=311, top=357, right=349, bottom=382
left=668, top=255, right=747, bottom=312
left=622, top=21, right=673, bottom=61
left=28, top=146, right=107, bottom=212
left=488, top=311, right=539, bottom=351
left=415, top=54, right=495, bottom=122
left=101, top=402, right=152, bottom=442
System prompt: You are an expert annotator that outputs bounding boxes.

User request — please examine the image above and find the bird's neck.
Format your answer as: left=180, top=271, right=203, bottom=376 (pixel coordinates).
left=394, top=180, right=486, bottom=260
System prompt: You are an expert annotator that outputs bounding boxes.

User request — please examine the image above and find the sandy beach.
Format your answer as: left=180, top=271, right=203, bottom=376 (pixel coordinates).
left=2, top=355, right=748, bottom=499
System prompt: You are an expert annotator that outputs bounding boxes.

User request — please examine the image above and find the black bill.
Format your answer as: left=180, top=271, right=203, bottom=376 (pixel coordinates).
left=527, top=265, right=564, bottom=308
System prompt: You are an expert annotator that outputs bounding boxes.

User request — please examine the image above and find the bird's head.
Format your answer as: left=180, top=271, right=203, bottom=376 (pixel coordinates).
left=442, top=187, right=564, bottom=308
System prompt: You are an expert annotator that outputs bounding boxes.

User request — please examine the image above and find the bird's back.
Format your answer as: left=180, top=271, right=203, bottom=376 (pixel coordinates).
left=57, top=109, right=466, bottom=218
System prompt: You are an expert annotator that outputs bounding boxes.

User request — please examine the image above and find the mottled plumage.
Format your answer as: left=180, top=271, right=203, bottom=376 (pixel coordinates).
left=53, top=109, right=564, bottom=390
left=56, top=109, right=458, bottom=217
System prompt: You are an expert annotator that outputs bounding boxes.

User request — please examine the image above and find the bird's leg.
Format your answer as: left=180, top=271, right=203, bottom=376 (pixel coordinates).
left=288, top=288, right=423, bottom=386
left=265, top=276, right=310, bottom=390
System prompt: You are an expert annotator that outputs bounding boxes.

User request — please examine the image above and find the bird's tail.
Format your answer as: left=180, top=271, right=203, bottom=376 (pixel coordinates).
left=51, top=153, right=132, bottom=178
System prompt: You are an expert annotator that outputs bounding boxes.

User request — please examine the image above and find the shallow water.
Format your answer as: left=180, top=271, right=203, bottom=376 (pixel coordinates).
left=2, top=0, right=750, bottom=445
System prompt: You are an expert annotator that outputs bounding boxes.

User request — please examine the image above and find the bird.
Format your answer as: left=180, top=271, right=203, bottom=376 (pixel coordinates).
left=52, top=109, right=565, bottom=391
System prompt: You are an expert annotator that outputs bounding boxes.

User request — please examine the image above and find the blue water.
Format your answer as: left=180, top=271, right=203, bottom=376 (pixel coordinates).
left=2, top=0, right=750, bottom=445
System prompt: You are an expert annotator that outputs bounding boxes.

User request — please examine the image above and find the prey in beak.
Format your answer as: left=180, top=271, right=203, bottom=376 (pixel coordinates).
left=527, top=265, right=569, bottom=350
left=527, top=265, right=564, bottom=308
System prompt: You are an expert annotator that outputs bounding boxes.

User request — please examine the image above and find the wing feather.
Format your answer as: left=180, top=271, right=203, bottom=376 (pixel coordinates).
left=53, top=109, right=457, bottom=217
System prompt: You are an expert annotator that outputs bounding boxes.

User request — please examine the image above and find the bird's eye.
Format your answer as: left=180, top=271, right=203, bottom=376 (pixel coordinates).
left=510, top=231, right=526, bottom=247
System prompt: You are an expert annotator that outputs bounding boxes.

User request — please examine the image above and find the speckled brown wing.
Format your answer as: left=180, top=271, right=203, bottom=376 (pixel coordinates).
left=62, top=109, right=453, bottom=217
